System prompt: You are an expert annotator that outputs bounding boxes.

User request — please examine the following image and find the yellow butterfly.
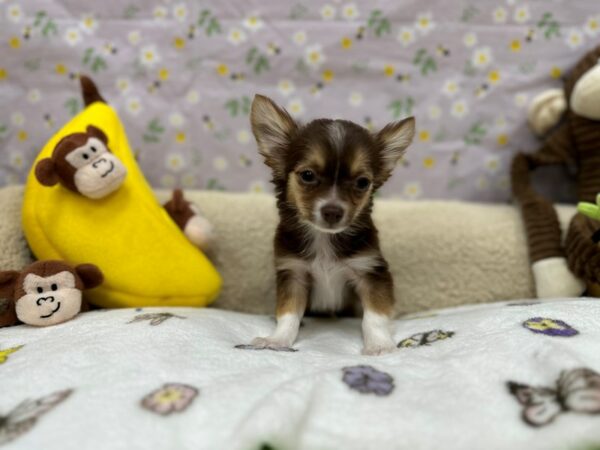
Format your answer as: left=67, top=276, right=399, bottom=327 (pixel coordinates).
left=0, top=346, right=23, bottom=364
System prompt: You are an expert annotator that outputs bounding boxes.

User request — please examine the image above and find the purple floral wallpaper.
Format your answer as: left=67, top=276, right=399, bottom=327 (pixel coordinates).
left=0, top=0, right=598, bottom=201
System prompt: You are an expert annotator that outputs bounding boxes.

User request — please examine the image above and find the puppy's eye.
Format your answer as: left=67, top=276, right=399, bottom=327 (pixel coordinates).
left=355, top=177, right=371, bottom=190
left=299, top=170, right=317, bottom=184
left=90, top=146, right=97, bottom=153
left=51, top=284, right=58, bottom=291
left=37, top=287, right=43, bottom=294
left=82, top=153, right=89, bottom=160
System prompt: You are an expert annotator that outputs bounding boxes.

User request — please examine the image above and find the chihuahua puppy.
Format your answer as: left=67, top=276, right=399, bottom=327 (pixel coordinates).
left=250, top=95, right=415, bottom=355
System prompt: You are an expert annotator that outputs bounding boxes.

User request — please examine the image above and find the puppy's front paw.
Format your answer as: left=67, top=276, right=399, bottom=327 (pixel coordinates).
left=250, top=336, right=295, bottom=351
left=361, top=342, right=396, bottom=356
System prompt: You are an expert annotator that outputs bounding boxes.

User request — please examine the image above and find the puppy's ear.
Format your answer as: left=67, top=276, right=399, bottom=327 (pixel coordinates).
left=375, top=117, right=415, bottom=181
left=250, top=95, right=297, bottom=177
left=86, top=125, right=108, bottom=144
left=0, top=270, right=19, bottom=300
left=35, top=158, right=60, bottom=187
left=75, top=264, right=104, bottom=290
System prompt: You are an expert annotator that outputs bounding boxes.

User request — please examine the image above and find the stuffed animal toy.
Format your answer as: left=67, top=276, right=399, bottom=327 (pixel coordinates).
left=0, top=260, right=102, bottom=327
left=163, top=189, right=214, bottom=251
left=512, top=45, right=600, bottom=298
left=22, top=75, right=221, bottom=308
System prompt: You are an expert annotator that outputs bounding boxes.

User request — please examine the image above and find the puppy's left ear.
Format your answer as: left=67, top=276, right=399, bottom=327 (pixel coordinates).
left=250, top=95, right=297, bottom=178
left=375, top=117, right=415, bottom=181
left=75, top=264, right=104, bottom=290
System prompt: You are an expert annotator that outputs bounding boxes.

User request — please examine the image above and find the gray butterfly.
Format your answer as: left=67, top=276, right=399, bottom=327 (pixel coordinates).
left=127, top=312, right=186, bottom=326
left=0, top=389, right=72, bottom=446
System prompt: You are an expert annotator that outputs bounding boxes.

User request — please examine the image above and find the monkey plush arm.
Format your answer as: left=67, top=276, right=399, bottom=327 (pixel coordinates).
left=565, top=213, right=600, bottom=286
left=511, top=123, right=585, bottom=298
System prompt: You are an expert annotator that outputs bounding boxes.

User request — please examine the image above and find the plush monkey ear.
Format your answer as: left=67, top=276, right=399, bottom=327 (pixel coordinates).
left=250, top=94, right=297, bottom=178
left=171, top=189, right=186, bottom=212
left=75, top=264, right=104, bottom=290
left=86, top=125, right=108, bottom=144
left=35, top=158, right=60, bottom=187
left=0, top=270, right=19, bottom=300
left=375, top=117, right=415, bottom=180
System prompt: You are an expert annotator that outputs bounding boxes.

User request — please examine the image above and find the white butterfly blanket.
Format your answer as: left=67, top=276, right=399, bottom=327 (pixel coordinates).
left=0, top=298, right=599, bottom=449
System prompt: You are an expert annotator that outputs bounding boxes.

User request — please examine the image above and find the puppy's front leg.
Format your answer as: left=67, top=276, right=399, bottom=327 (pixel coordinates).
left=356, top=271, right=396, bottom=355
left=251, top=270, right=307, bottom=350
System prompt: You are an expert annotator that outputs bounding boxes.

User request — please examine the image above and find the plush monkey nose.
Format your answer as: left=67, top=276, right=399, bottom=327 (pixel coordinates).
left=92, top=157, right=108, bottom=168
left=36, top=296, right=55, bottom=305
left=321, top=203, right=344, bottom=226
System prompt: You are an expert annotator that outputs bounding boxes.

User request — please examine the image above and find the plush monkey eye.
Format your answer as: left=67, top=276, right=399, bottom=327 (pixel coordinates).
left=37, top=287, right=43, bottom=294
left=82, top=153, right=89, bottom=160
left=51, top=283, right=58, bottom=291
left=355, top=177, right=371, bottom=190
left=299, top=170, right=317, bottom=185
left=90, top=146, right=97, bottom=153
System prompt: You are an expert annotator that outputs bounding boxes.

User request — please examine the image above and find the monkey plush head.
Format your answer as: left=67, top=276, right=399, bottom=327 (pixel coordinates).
left=35, top=125, right=127, bottom=199
left=0, top=261, right=103, bottom=327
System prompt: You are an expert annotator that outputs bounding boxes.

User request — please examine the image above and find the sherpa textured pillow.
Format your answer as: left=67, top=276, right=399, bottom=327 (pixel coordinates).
left=0, top=185, right=577, bottom=316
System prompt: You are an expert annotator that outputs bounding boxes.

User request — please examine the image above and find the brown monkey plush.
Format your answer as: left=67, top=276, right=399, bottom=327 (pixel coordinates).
left=0, top=261, right=103, bottom=327
left=35, top=123, right=127, bottom=199
left=512, top=45, right=600, bottom=298
left=163, top=189, right=214, bottom=250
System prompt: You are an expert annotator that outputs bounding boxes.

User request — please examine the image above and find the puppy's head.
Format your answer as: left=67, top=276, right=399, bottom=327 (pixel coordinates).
left=251, top=95, right=415, bottom=233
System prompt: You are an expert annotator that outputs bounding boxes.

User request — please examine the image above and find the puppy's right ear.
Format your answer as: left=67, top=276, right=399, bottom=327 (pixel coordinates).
left=250, top=95, right=297, bottom=178
left=0, top=270, right=19, bottom=300
left=35, top=158, right=60, bottom=187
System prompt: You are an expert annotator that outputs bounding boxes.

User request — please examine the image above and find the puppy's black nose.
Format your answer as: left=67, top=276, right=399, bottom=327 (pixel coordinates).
left=321, top=204, right=344, bottom=226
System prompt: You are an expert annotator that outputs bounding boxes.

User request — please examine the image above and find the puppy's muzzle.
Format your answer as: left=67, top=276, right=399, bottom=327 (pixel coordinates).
left=321, top=203, right=344, bottom=226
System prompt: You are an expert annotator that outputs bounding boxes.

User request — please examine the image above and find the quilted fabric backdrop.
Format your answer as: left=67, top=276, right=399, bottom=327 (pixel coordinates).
left=0, top=0, right=598, bottom=200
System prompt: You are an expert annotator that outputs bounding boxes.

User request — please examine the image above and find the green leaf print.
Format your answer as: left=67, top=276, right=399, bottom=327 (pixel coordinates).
left=24, top=59, right=40, bottom=71
left=460, top=5, right=480, bottom=23
left=123, top=5, right=140, bottom=19
left=464, top=121, right=487, bottom=145
left=206, top=178, right=226, bottom=191
left=367, top=10, right=391, bottom=37
left=537, top=13, right=561, bottom=39
left=387, top=97, right=415, bottom=119
left=289, top=4, right=309, bottom=20
left=246, top=47, right=270, bottom=75
left=0, top=124, right=7, bottom=137
left=143, top=118, right=165, bottom=144
left=33, top=11, right=58, bottom=37
left=413, top=49, right=437, bottom=76
left=224, top=97, right=252, bottom=117
left=82, top=48, right=108, bottom=73
left=197, top=10, right=222, bottom=36
left=64, top=98, right=81, bottom=117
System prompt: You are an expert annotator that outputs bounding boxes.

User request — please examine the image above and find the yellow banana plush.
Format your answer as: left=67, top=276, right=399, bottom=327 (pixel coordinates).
left=22, top=77, right=221, bottom=308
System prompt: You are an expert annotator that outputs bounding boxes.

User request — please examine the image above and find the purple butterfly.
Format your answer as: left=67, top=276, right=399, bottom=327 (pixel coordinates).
left=507, top=368, right=600, bottom=427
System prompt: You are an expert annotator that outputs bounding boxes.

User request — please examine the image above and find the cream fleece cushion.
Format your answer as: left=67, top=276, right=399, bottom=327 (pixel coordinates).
left=0, top=186, right=577, bottom=316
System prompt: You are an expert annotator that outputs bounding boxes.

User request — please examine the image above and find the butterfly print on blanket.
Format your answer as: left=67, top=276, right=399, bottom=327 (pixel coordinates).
left=397, top=330, right=455, bottom=348
left=127, top=312, right=186, bottom=326
left=507, top=368, right=600, bottom=427
left=0, top=389, right=73, bottom=446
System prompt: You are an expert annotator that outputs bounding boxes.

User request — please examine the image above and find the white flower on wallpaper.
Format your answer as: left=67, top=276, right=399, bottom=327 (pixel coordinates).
left=462, top=32, right=477, bottom=48
left=172, top=4, right=188, bottom=22
left=584, top=16, right=600, bottom=36
left=304, top=44, right=326, bottom=68
left=565, top=29, right=585, bottom=49
left=320, top=4, right=336, bottom=20
left=287, top=98, right=305, bottom=117
left=11, top=112, right=25, bottom=126
left=442, top=80, right=460, bottom=97
left=428, top=105, right=442, bottom=120
left=292, top=30, right=307, bottom=46
left=166, top=153, right=185, bottom=172
left=243, top=13, right=264, bottom=32
left=185, top=89, right=200, bottom=104
left=128, top=30, right=141, bottom=46
left=26, top=89, right=41, bottom=104
left=64, top=27, right=82, bottom=46
left=492, top=7, right=507, bottom=24
left=140, top=45, right=161, bottom=67
left=249, top=180, right=267, bottom=193
left=403, top=182, right=422, bottom=199
left=213, top=157, right=229, bottom=171
left=116, top=78, right=131, bottom=95
left=277, top=79, right=296, bottom=97
left=237, top=129, right=251, bottom=144
left=397, top=27, right=416, bottom=47
left=153, top=6, right=168, bottom=21
left=471, top=47, right=493, bottom=68
left=6, top=4, right=23, bottom=23
left=169, top=113, right=185, bottom=128
left=80, top=14, right=98, bottom=34
left=415, top=12, right=435, bottom=35
left=342, top=3, right=359, bottom=20
left=513, top=5, right=530, bottom=24
left=126, top=97, right=143, bottom=116
left=477, top=176, right=490, bottom=191
left=160, top=174, right=176, bottom=188
left=484, top=156, right=501, bottom=174
left=514, top=93, right=528, bottom=108
left=348, top=91, right=363, bottom=107
left=181, top=173, right=196, bottom=188
left=451, top=99, right=469, bottom=118
left=228, top=28, right=247, bottom=46
left=9, top=151, right=25, bottom=169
